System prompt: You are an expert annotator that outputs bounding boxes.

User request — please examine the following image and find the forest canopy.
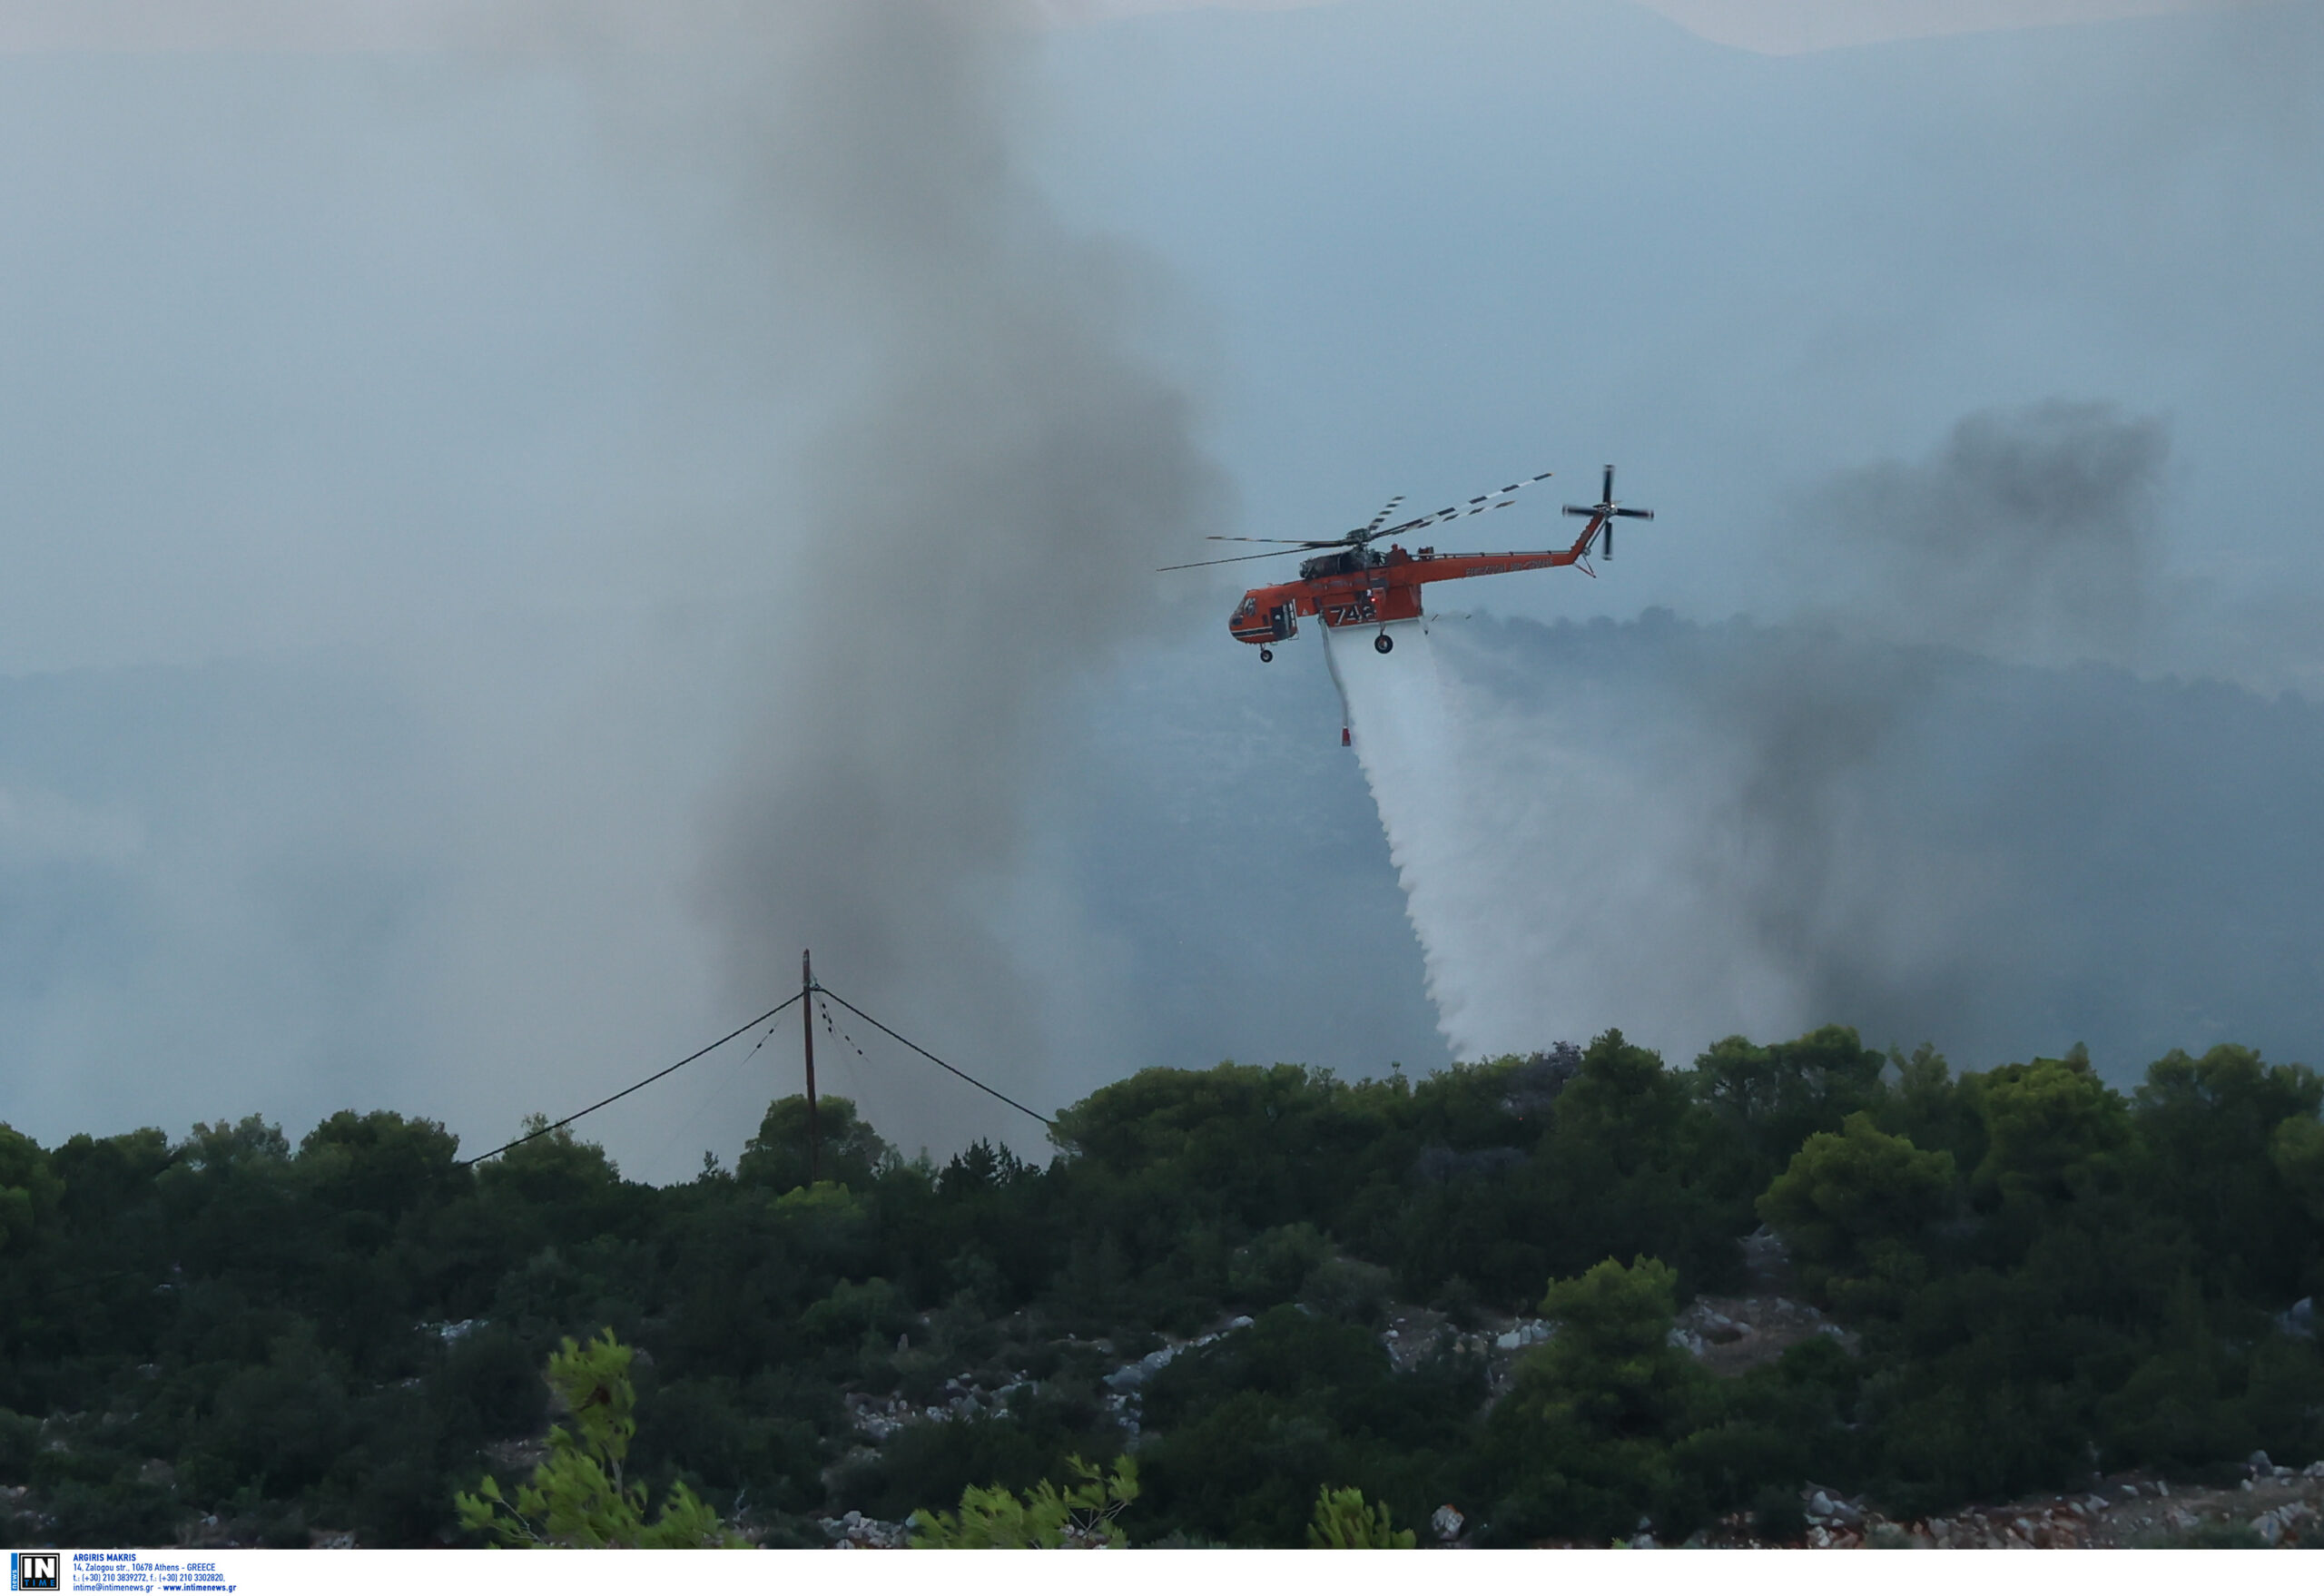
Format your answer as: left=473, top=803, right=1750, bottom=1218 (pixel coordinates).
left=0, top=1027, right=2318, bottom=1547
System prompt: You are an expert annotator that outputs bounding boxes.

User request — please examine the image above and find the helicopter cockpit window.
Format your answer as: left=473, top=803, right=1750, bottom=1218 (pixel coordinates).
left=1233, top=596, right=1256, bottom=619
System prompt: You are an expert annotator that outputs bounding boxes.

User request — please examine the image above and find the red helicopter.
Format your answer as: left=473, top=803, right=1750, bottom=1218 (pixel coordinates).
left=1162, top=464, right=1654, bottom=662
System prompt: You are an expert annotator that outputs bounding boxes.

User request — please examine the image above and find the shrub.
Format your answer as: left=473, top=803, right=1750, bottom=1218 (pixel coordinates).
left=455, top=1330, right=743, bottom=1549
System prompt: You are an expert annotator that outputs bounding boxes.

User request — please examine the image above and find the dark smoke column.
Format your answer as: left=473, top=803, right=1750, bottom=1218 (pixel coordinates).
left=689, top=1, right=1221, bottom=1146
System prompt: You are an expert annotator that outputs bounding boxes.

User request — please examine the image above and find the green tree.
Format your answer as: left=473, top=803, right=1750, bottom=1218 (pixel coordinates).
left=795, top=1275, right=911, bottom=1349
left=295, top=1110, right=465, bottom=1232
left=1307, top=1484, right=1415, bottom=1548
left=0, top=1123, right=61, bottom=1252
left=1481, top=1256, right=1718, bottom=1543
left=49, top=1127, right=171, bottom=1239
left=2132, top=1045, right=2323, bottom=1300
left=908, top=1453, right=1138, bottom=1548
left=1226, top=1222, right=1330, bottom=1305
left=1045, top=1062, right=1410, bottom=1276
left=1965, top=1052, right=2131, bottom=1207
left=1538, top=1033, right=1738, bottom=1291
left=2273, top=1113, right=2324, bottom=1226
left=1869, top=1044, right=1984, bottom=1169
left=456, top=1329, right=743, bottom=1548
left=202, top=1323, right=352, bottom=1497
left=739, top=1096, right=894, bottom=1192
left=1757, top=1113, right=1955, bottom=1309
left=471, top=1119, right=639, bottom=1252
left=1130, top=1305, right=1478, bottom=1545
left=1694, top=1026, right=1888, bottom=1198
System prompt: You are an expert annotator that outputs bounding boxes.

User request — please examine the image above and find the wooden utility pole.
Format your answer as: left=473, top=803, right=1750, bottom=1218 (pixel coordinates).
left=802, top=948, right=821, bottom=1184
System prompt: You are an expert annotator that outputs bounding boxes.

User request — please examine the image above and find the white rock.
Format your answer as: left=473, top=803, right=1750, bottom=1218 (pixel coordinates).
left=1431, top=1505, right=1465, bottom=1540
left=1495, top=1331, right=1521, bottom=1350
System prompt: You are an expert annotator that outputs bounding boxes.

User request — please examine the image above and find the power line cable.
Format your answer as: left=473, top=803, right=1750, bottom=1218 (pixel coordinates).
left=813, top=995, right=868, bottom=1120
left=813, top=982, right=1055, bottom=1128
left=817, top=994, right=868, bottom=1063
left=458, top=992, right=803, bottom=1167
left=650, top=1007, right=794, bottom=1176
left=43, top=976, right=1039, bottom=1300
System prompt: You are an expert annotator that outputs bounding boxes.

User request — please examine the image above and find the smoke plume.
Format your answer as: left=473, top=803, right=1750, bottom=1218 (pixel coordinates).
left=1792, top=398, right=2168, bottom=667
left=0, top=3, right=1220, bottom=1168
left=633, top=4, right=1226, bottom=1143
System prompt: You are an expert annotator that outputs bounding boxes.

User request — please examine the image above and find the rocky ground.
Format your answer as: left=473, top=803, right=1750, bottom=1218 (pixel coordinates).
left=24, top=1227, right=2309, bottom=1549
left=1673, top=1457, right=2324, bottom=1549
left=817, top=1276, right=2320, bottom=1549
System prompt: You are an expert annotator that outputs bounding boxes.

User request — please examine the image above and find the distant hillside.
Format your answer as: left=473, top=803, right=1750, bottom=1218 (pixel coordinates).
left=5, top=606, right=2324, bottom=1168
left=1164, top=606, right=2324, bottom=1085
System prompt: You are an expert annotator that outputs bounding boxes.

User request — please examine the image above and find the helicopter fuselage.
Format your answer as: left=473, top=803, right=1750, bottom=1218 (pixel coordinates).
left=1227, top=537, right=1590, bottom=647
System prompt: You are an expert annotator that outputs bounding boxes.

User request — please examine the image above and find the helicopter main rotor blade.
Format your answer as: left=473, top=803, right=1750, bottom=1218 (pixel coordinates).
left=1359, top=493, right=1406, bottom=535
left=1166, top=467, right=1562, bottom=569
left=1388, top=470, right=1554, bottom=536
left=1157, top=547, right=1315, bottom=572
left=1367, top=512, right=1444, bottom=540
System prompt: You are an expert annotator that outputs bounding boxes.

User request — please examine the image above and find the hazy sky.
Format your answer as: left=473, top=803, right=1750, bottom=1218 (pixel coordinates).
left=0, top=1, right=2261, bottom=52
left=0, top=0, right=2316, bottom=1177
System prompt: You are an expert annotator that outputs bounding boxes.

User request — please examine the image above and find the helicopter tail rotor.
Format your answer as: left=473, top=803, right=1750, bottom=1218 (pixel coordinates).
left=1562, top=464, right=1653, bottom=558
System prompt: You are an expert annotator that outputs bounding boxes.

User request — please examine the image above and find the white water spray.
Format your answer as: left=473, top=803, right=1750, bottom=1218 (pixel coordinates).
left=1325, top=615, right=1812, bottom=1063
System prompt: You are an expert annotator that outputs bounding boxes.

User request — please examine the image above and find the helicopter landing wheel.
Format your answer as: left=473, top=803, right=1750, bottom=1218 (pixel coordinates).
left=1259, top=647, right=1274, bottom=663
left=1374, top=633, right=1393, bottom=655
